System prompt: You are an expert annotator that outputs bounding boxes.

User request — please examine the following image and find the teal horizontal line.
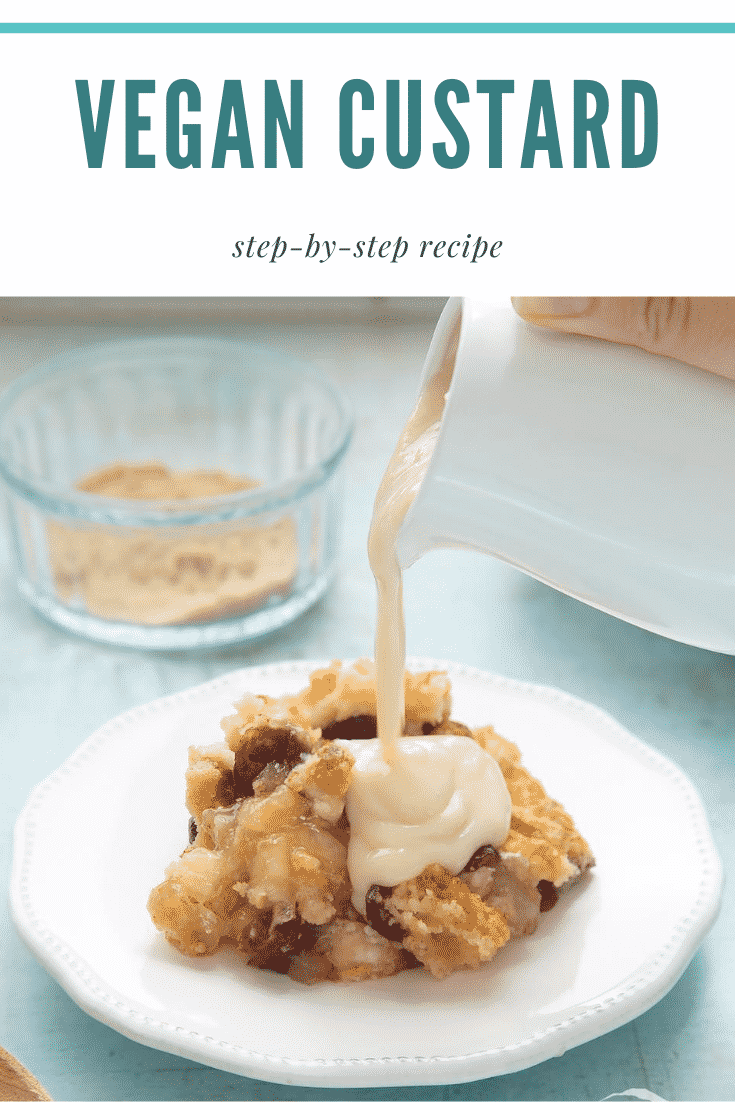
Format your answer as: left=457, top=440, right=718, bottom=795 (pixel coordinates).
left=0, top=21, right=734, bottom=33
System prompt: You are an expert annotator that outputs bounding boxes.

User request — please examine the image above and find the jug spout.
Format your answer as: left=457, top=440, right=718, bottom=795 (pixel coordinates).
left=396, top=298, right=735, bottom=654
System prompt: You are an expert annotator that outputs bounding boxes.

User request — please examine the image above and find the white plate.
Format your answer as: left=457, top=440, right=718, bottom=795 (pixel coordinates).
left=10, top=660, right=723, bottom=1089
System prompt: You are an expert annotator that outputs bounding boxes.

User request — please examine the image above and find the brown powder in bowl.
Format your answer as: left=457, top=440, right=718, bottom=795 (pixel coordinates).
left=76, top=462, right=259, bottom=501
left=48, top=463, right=298, bottom=626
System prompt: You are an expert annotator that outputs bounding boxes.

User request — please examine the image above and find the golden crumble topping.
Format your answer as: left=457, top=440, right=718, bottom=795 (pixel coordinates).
left=148, top=662, right=594, bottom=983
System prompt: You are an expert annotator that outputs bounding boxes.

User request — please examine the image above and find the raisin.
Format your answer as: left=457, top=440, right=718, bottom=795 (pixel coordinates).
left=321, top=714, right=377, bottom=741
left=463, top=844, right=500, bottom=873
left=233, top=728, right=305, bottom=799
left=365, top=884, right=405, bottom=943
left=249, top=913, right=320, bottom=973
left=538, top=880, right=558, bottom=912
left=188, top=817, right=198, bottom=844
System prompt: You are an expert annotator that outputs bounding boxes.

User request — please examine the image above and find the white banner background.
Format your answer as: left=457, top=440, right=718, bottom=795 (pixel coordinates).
left=1, top=22, right=732, bottom=294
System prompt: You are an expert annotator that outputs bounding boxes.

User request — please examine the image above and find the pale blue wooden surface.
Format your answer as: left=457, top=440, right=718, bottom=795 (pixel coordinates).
left=1, top=303, right=732, bottom=1102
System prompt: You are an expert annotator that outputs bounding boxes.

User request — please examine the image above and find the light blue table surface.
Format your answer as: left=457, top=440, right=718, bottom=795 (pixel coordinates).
left=1, top=301, right=732, bottom=1102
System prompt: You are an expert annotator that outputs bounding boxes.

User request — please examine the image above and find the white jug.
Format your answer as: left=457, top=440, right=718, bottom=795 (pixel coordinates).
left=396, top=298, right=735, bottom=654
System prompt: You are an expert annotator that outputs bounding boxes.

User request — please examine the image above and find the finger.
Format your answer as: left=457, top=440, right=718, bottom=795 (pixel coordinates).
left=511, top=297, right=735, bottom=382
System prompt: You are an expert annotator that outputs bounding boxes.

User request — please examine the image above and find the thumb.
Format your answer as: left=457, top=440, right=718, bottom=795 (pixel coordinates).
left=511, top=297, right=735, bottom=382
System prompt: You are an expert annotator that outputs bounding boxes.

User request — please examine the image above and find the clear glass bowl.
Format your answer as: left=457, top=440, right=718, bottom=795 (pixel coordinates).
left=0, top=338, right=353, bottom=649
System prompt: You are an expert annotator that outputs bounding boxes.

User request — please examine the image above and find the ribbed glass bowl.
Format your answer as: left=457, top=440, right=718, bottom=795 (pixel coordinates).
left=0, top=338, right=353, bottom=649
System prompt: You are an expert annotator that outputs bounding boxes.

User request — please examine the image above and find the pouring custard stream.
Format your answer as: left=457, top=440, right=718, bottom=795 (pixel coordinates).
left=339, top=319, right=512, bottom=916
left=367, top=326, right=458, bottom=760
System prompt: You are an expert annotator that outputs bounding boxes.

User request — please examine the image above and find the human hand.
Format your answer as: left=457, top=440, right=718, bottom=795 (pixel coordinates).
left=510, top=297, right=735, bottom=382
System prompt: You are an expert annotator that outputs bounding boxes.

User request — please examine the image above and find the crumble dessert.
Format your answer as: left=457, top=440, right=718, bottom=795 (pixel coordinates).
left=148, top=660, right=594, bottom=983
left=48, top=462, right=298, bottom=625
